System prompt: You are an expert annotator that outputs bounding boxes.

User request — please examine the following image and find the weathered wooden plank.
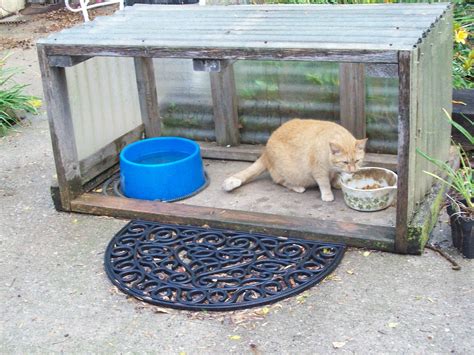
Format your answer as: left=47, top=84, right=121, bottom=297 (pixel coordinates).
left=365, top=63, right=398, bottom=78
left=198, top=142, right=398, bottom=171
left=339, top=63, right=366, bottom=139
left=134, top=57, right=161, bottom=138
left=210, top=61, right=240, bottom=146
left=43, top=45, right=400, bottom=64
left=395, top=50, right=414, bottom=254
left=48, top=55, right=92, bottom=67
left=79, top=124, right=144, bottom=184
left=71, top=193, right=396, bottom=252
left=37, top=44, right=82, bottom=211
left=200, top=142, right=262, bottom=161
left=43, top=33, right=422, bottom=49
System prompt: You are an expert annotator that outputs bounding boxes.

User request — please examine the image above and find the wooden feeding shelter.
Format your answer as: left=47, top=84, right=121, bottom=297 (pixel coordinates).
left=37, top=3, right=453, bottom=254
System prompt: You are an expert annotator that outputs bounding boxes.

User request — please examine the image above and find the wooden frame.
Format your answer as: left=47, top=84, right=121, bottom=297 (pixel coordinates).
left=38, top=4, right=453, bottom=255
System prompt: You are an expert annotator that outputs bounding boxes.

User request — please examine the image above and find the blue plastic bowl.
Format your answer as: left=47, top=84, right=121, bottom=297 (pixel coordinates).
left=120, top=137, right=206, bottom=201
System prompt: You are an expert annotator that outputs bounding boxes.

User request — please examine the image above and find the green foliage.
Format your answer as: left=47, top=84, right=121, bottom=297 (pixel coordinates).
left=416, top=109, right=473, bottom=215
left=0, top=54, right=40, bottom=136
left=453, top=0, right=473, bottom=89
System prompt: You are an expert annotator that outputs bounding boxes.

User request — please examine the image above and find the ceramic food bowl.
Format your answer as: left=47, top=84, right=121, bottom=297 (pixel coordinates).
left=340, top=167, right=398, bottom=212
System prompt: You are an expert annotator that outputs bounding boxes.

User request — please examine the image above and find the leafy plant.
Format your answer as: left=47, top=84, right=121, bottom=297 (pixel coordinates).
left=452, top=0, right=473, bottom=89
left=416, top=109, right=473, bottom=217
left=0, top=54, right=41, bottom=136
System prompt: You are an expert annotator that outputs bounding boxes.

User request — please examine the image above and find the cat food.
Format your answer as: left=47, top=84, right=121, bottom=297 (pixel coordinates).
left=361, top=183, right=382, bottom=190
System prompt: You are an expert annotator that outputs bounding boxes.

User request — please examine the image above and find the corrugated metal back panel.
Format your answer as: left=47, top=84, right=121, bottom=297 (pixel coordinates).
left=66, top=57, right=142, bottom=160
left=365, top=74, right=399, bottom=154
left=236, top=61, right=340, bottom=144
left=155, top=59, right=215, bottom=141
left=157, top=60, right=398, bottom=153
left=66, top=59, right=398, bottom=159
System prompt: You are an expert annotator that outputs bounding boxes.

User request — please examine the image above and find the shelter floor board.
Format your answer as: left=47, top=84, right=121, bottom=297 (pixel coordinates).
left=181, top=160, right=396, bottom=228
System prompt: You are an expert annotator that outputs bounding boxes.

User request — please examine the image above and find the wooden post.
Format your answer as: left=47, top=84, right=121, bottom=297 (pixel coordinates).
left=339, top=63, right=366, bottom=139
left=395, top=51, right=413, bottom=254
left=134, top=57, right=161, bottom=138
left=210, top=60, right=240, bottom=146
left=37, top=44, right=83, bottom=211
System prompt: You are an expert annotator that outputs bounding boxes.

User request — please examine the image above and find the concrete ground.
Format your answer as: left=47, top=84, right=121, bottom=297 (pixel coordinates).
left=1, top=36, right=473, bottom=354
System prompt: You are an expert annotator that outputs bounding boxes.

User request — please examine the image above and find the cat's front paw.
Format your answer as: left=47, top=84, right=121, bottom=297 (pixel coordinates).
left=321, top=191, right=335, bottom=202
left=222, top=177, right=242, bottom=192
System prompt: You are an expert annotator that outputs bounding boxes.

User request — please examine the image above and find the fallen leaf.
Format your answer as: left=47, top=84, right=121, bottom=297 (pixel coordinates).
left=256, top=306, right=270, bottom=316
left=153, top=307, right=171, bottom=314
left=427, top=297, right=435, bottom=303
left=363, top=251, right=371, bottom=257
left=179, top=352, right=186, bottom=355
left=296, top=292, right=310, bottom=303
left=324, top=274, right=342, bottom=282
left=388, top=322, right=399, bottom=328
left=229, top=335, right=241, bottom=340
left=72, top=219, right=78, bottom=224
left=332, top=341, right=346, bottom=349
left=346, top=270, right=354, bottom=275
left=452, top=100, right=466, bottom=105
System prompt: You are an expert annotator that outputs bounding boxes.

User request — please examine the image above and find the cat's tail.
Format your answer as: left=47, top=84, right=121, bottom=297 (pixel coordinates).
left=222, top=155, right=267, bottom=192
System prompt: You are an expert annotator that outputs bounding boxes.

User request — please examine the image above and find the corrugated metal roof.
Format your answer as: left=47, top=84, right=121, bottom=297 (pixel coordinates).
left=40, top=3, right=450, bottom=52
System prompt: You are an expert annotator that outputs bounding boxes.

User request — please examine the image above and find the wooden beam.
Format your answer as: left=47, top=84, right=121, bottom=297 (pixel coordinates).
left=210, top=60, right=240, bottom=146
left=43, top=45, right=400, bottom=64
left=134, top=57, right=161, bottom=138
left=37, top=44, right=82, bottom=211
left=198, top=141, right=398, bottom=171
left=339, top=63, right=366, bottom=139
left=79, top=124, right=144, bottom=184
left=71, top=193, right=396, bottom=252
left=395, top=50, right=413, bottom=254
left=48, top=55, right=92, bottom=67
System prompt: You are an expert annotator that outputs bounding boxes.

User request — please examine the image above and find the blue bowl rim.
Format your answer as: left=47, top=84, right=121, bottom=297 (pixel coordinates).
left=120, top=137, right=201, bottom=168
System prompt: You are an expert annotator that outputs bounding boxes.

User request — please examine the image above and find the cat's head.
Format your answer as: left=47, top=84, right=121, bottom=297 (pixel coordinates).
left=329, top=138, right=367, bottom=173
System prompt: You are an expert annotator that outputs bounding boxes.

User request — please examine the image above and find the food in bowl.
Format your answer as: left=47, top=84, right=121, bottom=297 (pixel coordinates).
left=340, top=167, right=397, bottom=212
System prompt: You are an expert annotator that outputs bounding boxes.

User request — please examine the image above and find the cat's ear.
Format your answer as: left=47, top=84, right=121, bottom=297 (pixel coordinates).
left=355, top=138, right=368, bottom=151
left=329, top=142, right=343, bottom=155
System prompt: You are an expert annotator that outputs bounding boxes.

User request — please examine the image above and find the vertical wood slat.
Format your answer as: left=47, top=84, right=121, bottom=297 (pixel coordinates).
left=134, top=57, right=161, bottom=137
left=395, top=50, right=413, bottom=254
left=210, top=60, right=240, bottom=146
left=339, top=63, right=366, bottom=139
left=37, top=45, right=83, bottom=211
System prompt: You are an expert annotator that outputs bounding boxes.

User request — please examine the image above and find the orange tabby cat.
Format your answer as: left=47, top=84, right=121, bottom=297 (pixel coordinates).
left=222, top=119, right=367, bottom=202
